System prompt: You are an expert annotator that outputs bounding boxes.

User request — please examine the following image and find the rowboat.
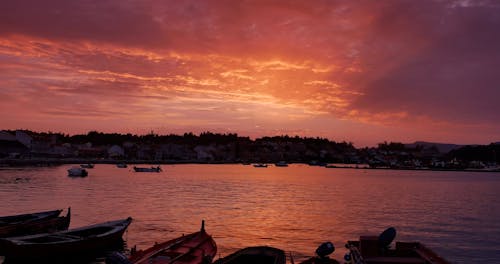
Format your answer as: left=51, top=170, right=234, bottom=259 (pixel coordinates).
left=107, top=221, right=216, bottom=264
left=0, top=208, right=71, bottom=237
left=345, top=227, right=450, bottom=264
left=133, top=166, right=162, bottom=172
left=214, top=246, right=286, bottom=264
left=0, top=217, right=132, bottom=261
left=68, top=167, right=88, bottom=177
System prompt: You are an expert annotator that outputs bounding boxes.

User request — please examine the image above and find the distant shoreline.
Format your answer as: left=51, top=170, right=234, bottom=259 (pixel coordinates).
left=0, top=158, right=498, bottom=173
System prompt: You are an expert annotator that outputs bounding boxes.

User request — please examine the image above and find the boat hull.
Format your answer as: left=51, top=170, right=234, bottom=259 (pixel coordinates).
left=346, top=238, right=450, bottom=264
left=133, top=166, right=161, bottom=172
left=0, top=209, right=70, bottom=238
left=214, top=246, right=285, bottom=264
left=1, top=217, right=131, bottom=261
left=129, top=225, right=217, bottom=264
left=68, top=167, right=88, bottom=177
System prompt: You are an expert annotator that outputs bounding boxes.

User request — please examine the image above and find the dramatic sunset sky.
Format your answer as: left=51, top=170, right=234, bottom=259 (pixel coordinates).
left=1, top=0, right=499, bottom=146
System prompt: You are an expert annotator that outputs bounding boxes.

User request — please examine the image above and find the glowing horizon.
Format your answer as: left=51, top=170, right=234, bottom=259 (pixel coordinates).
left=1, top=1, right=499, bottom=147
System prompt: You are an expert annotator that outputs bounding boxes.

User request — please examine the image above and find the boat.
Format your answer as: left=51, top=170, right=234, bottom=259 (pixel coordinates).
left=68, top=167, right=88, bottom=177
left=253, top=163, right=268, bottom=168
left=108, top=221, right=216, bottom=264
left=0, top=217, right=132, bottom=261
left=80, top=164, right=95, bottom=168
left=116, top=163, right=128, bottom=168
left=133, top=166, right=162, bottom=172
left=0, top=208, right=71, bottom=238
left=275, top=161, right=288, bottom=167
left=214, top=246, right=285, bottom=264
left=345, top=227, right=451, bottom=264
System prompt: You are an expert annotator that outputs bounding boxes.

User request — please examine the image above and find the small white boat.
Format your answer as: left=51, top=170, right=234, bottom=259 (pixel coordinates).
left=68, top=167, right=88, bottom=177
left=253, top=163, right=268, bottom=168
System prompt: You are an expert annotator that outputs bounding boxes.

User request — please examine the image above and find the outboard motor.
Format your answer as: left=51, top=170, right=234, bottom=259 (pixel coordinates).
left=378, top=227, right=397, bottom=249
left=315, top=241, right=335, bottom=258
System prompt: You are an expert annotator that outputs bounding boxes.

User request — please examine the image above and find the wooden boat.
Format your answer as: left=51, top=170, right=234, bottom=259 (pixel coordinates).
left=0, top=208, right=70, bottom=238
left=345, top=228, right=450, bottom=264
left=68, top=167, right=88, bottom=177
left=0, top=217, right=132, bottom=261
left=133, top=166, right=162, bottom=172
left=80, top=163, right=95, bottom=168
left=109, top=221, right=217, bottom=264
left=214, top=246, right=285, bottom=264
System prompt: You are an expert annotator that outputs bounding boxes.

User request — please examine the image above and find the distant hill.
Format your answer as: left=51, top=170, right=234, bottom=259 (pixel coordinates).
left=405, top=141, right=464, bottom=154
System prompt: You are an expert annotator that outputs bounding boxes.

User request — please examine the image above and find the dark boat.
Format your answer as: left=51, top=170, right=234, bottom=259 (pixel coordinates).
left=116, top=163, right=128, bottom=168
left=0, top=208, right=71, bottom=238
left=133, top=166, right=162, bottom=172
left=108, top=221, right=216, bottom=264
left=0, top=217, right=132, bottom=261
left=345, top=227, right=450, bottom=264
left=214, top=246, right=286, bottom=264
left=80, top=164, right=94, bottom=168
left=274, top=161, right=288, bottom=167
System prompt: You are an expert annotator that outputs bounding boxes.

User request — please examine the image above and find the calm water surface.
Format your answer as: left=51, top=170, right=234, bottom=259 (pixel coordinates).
left=1, top=164, right=499, bottom=263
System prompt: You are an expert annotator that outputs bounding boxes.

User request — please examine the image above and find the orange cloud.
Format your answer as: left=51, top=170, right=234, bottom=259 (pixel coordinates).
left=0, top=1, right=499, bottom=146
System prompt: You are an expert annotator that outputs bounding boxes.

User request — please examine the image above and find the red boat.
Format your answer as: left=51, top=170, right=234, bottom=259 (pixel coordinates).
left=109, top=221, right=217, bottom=264
left=0, top=208, right=71, bottom=237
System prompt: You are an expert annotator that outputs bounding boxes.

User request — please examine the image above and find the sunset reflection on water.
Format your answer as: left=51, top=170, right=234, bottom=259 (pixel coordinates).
left=1, top=164, right=499, bottom=263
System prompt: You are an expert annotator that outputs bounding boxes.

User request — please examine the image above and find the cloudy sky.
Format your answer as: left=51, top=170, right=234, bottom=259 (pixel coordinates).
left=0, top=0, right=498, bottom=146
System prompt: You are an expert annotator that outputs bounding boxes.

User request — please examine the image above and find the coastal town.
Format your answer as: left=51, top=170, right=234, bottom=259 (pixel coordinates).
left=1, top=130, right=498, bottom=171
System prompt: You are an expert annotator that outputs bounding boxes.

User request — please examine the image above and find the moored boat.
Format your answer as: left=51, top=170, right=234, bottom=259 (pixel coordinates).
left=345, top=227, right=450, bottom=264
left=0, top=217, right=132, bottom=261
left=214, top=246, right=285, bottom=264
left=68, top=167, right=88, bottom=177
left=253, top=163, right=268, bottom=168
left=80, top=163, right=95, bottom=168
left=0, top=208, right=71, bottom=237
left=117, top=163, right=128, bottom=168
left=108, top=221, right=216, bottom=264
left=275, top=161, right=288, bottom=167
left=133, top=166, right=162, bottom=172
